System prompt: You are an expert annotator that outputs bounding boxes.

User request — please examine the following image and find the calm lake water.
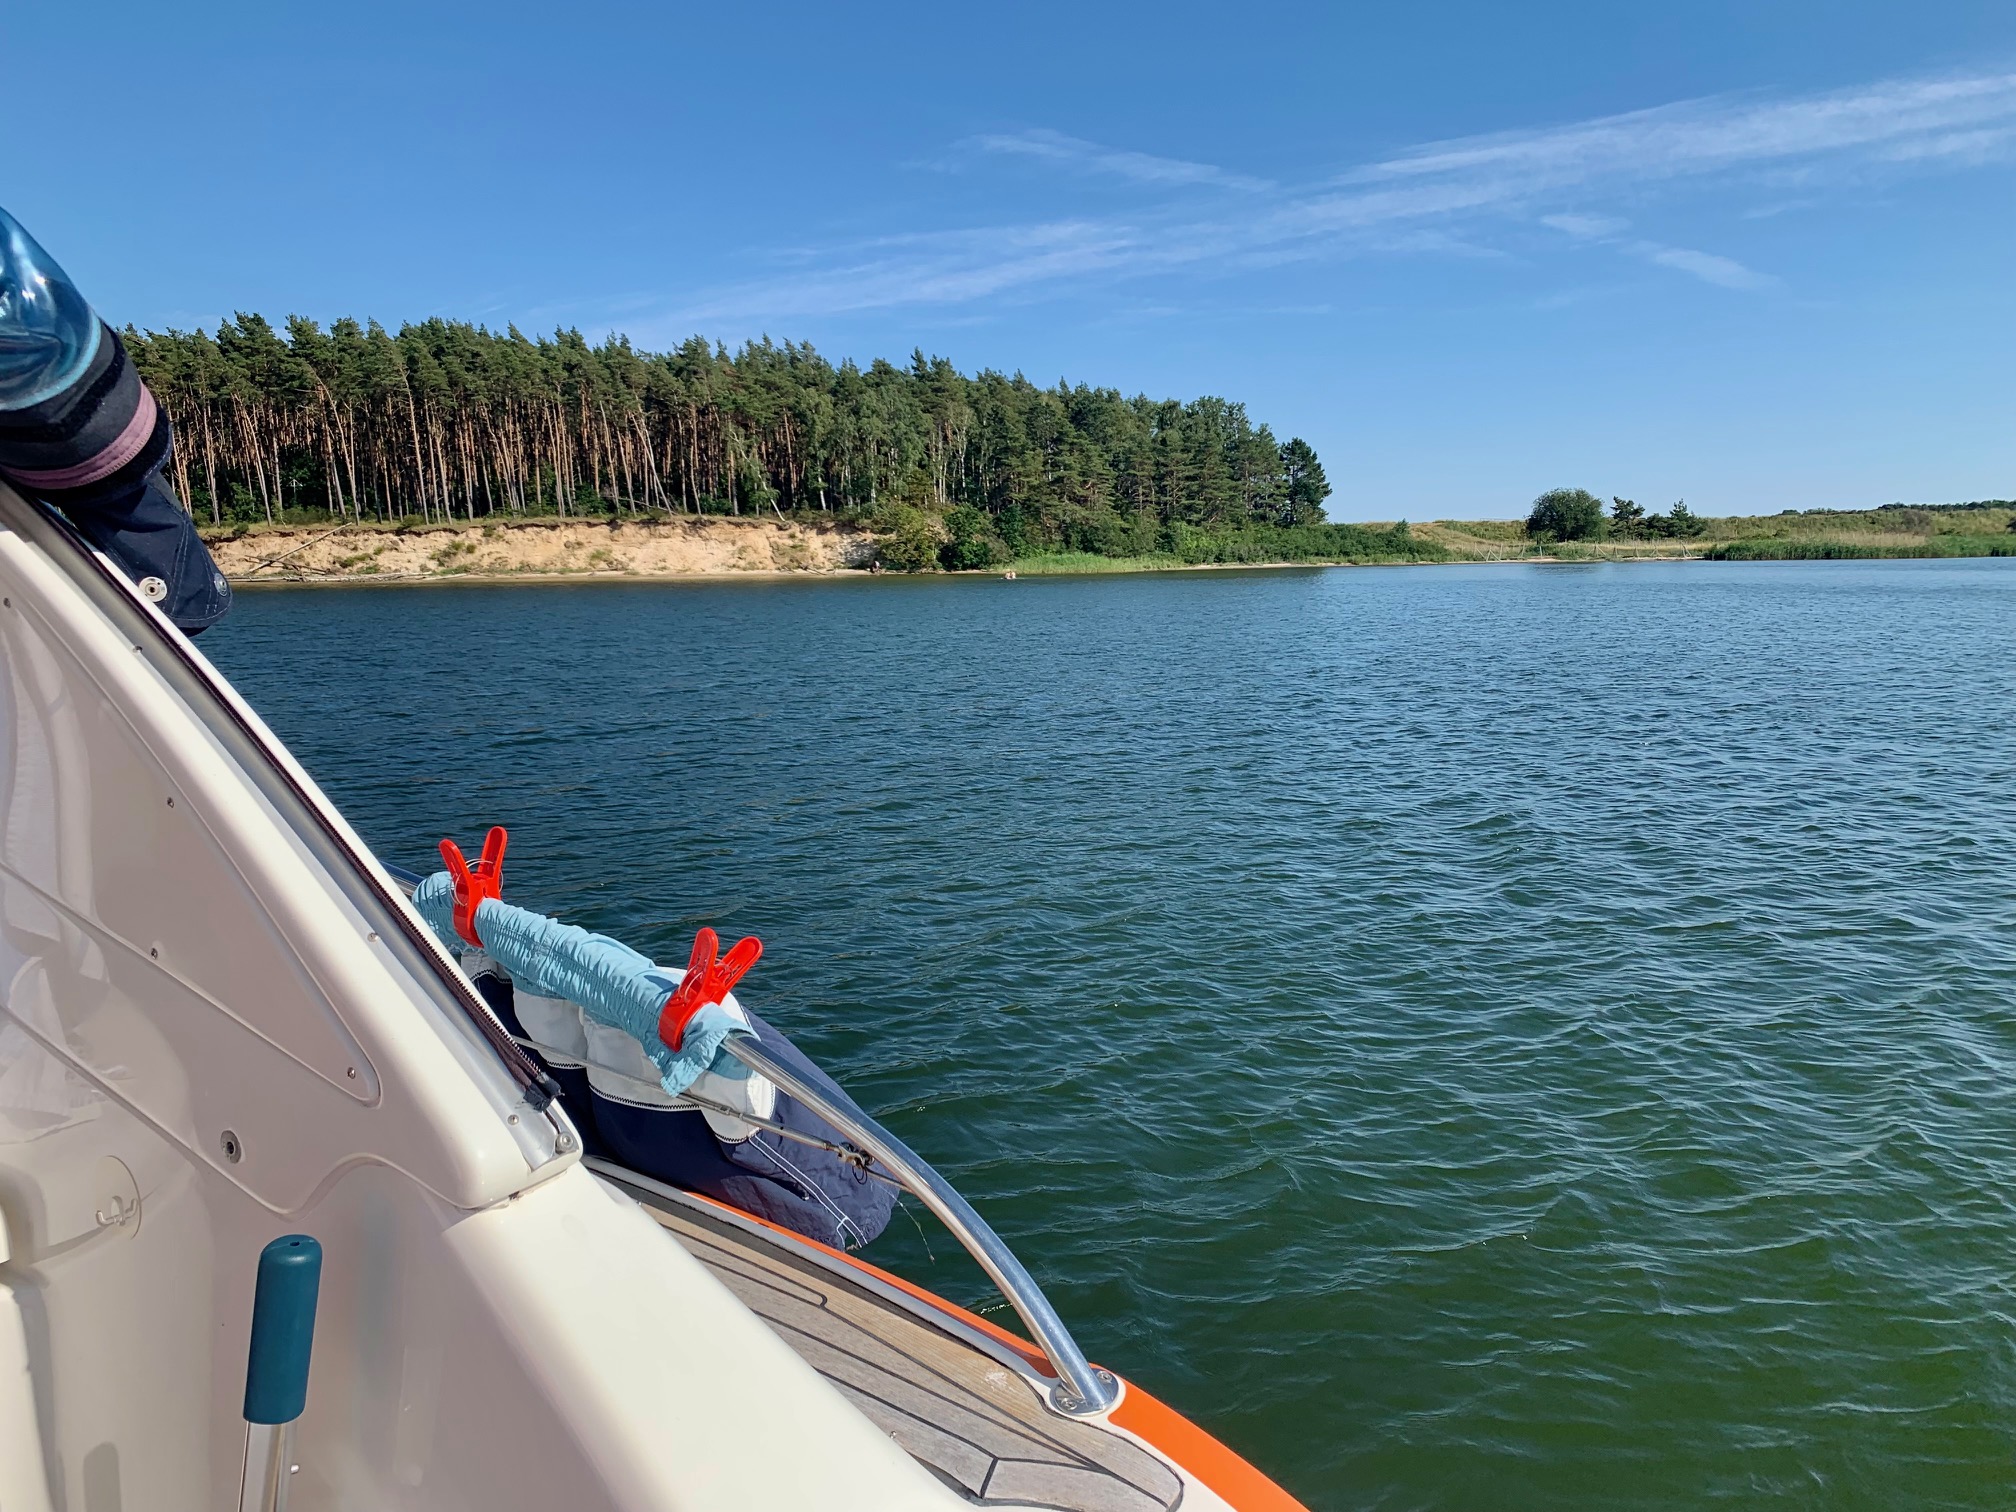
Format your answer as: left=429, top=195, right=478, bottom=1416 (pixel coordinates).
left=208, top=560, right=2016, bottom=1511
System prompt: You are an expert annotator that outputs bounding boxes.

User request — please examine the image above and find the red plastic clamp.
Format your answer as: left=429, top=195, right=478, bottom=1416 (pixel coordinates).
left=437, top=826, right=508, bottom=947
left=658, top=927, right=763, bottom=1051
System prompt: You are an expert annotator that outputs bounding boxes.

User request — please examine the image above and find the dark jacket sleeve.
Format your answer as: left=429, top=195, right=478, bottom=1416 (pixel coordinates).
left=0, top=322, right=231, bottom=633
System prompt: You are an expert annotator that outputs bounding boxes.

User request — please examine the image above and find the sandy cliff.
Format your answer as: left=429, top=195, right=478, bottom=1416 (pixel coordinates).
left=205, top=516, right=880, bottom=582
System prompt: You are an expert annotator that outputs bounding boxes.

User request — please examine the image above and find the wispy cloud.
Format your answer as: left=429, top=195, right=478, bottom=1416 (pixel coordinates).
left=1633, top=242, right=1776, bottom=290
left=1535, top=215, right=1776, bottom=289
left=1540, top=213, right=1630, bottom=239
left=1875, top=124, right=2016, bottom=163
left=653, top=66, right=2016, bottom=324
left=677, top=222, right=1145, bottom=321
left=1739, top=198, right=1817, bottom=220
left=970, top=128, right=1273, bottom=191
left=1354, top=70, right=2016, bottom=188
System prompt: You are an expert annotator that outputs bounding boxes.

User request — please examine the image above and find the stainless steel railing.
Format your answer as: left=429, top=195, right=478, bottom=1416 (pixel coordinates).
left=382, top=862, right=1118, bottom=1417
left=714, top=1031, right=1117, bottom=1415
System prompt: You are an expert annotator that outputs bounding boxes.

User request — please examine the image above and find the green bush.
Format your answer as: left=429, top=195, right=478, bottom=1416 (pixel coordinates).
left=1526, top=488, right=1607, bottom=542
left=939, top=505, right=1012, bottom=570
left=874, top=505, right=944, bottom=572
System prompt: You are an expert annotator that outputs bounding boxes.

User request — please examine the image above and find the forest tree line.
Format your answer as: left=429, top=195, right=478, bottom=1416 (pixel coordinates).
left=124, top=316, right=1334, bottom=559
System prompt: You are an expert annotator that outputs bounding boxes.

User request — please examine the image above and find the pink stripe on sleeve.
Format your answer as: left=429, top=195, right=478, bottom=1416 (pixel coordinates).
left=2, top=386, right=159, bottom=491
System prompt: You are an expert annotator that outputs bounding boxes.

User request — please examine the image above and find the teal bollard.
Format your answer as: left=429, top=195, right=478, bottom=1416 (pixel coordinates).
left=238, top=1235, right=321, bottom=1512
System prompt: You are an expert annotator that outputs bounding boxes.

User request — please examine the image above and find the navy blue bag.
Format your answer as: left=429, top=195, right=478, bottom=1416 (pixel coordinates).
left=468, top=963, right=895, bottom=1250
left=591, top=1006, right=898, bottom=1252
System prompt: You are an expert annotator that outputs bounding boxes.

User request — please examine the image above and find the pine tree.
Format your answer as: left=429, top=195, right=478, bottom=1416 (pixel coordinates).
left=1279, top=438, right=1330, bottom=524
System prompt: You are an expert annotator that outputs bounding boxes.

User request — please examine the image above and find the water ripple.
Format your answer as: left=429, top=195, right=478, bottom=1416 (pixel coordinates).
left=211, top=560, right=2016, bottom=1511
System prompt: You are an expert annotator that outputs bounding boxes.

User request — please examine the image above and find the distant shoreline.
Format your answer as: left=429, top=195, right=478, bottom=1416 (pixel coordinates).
left=206, top=509, right=2014, bottom=585
left=219, top=553, right=1817, bottom=588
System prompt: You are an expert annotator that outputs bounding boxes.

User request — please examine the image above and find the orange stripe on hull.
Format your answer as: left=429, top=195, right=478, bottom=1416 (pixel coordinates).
left=1109, top=1381, right=1312, bottom=1512
left=685, top=1190, right=1311, bottom=1512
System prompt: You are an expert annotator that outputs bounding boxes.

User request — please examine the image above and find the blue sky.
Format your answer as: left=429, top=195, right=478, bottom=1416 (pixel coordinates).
left=7, top=1, right=2013, bottom=519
